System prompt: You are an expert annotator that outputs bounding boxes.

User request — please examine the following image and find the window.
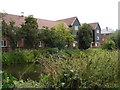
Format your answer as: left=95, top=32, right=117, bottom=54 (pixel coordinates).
left=16, top=41, right=19, bottom=47
left=102, top=38, right=105, bottom=41
left=97, top=29, right=99, bottom=33
left=97, top=36, right=99, bottom=40
left=74, top=26, right=78, bottom=30
left=38, top=41, right=42, bottom=47
left=1, top=40, right=7, bottom=47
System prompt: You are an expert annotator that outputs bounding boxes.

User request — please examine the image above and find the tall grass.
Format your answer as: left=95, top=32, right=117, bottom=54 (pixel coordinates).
left=2, top=48, right=119, bottom=88
left=40, top=49, right=118, bottom=88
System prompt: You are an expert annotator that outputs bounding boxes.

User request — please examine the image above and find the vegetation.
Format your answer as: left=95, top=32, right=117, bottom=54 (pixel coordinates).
left=110, top=30, right=120, bottom=49
left=40, top=23, right=74, bottom=49
left=21, top=15, right=39, bottom=49
left=77, top=24, right=93, bottom=49
left=102, top=40, right=116, bottom=50
left=2, top=71, right=17, bottom=88
left=2, top=20, right=20, bottom=50
left=2, top=48, right=119, bottom=88
left=1, top=14, right=119, bottom=89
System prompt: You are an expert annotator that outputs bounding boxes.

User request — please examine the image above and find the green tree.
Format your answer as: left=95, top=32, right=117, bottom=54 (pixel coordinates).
left=77, top=23, right=93, bottom=49
left=109, top=30, right=120, bottom=49
left=2, top=20, right=19, bottom=50
left=21, top=15, right=39, bottom=49
left=2, top=20, right=8, bottom=36
left=40, top=22, right=74, bottom=49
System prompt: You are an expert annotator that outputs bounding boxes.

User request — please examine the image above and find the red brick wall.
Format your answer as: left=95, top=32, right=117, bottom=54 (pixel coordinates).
left=101, top=33, right=111, bottom=42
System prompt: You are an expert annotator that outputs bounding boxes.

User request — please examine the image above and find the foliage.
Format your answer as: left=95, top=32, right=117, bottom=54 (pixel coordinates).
left=21, top=15, right=39, bottom=49
left=77, top=23, right=93, bottom=49
left=2, top=71, right=17, bottom=88
left=2, top=50, right=34, bottom=64
left=2, top=49, right=119, bottom=88
left=2, top=20, right=20, bottom=50
left=109, top=30, right=120, bottom=49
left=102, top=40, right=115, bottom=50
left=54, top=69, right=81, bottom=88
left=40, top=22, right=74, bottom=49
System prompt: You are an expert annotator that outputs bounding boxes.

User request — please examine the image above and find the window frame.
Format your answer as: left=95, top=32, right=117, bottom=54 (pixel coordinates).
left=38, top=41, right=42, bottom=47
left=74, top=26, right=78, bottom=30
left=97, top=29, right=99, bottom=33
left=1, top=40, right=7, bottom=47
left=97, top=36, right=99, bottom=40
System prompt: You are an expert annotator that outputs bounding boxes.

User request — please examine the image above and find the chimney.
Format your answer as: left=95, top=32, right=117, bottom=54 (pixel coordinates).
left=21, top=12, right=24, bottom=17
left=106, top=27, right=108, bottom=31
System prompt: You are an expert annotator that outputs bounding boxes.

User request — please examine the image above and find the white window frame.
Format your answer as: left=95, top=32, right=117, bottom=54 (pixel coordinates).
left=97, top=29, right=99, bottom=33
left=38, top=41, right=42, bottom=47
left=1, top=40, right=7, bottom=47
left=97, top=36, right=99, bottom=40
left=74, top=26, right=78, bottom=30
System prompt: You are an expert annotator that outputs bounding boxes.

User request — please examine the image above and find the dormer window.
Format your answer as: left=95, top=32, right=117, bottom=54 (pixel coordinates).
left=74, top=26, right=78, bottom=30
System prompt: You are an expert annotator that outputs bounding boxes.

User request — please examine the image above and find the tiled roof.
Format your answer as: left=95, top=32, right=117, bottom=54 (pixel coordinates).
left=89, top=22, right=99, bottom=29
left=57, top=16, right=77, bottom=26
left=37, top=19, right=59, bottom=29
left=2, top=14, right=68, bottom=29
left=3, top=14, right=25, bottom=27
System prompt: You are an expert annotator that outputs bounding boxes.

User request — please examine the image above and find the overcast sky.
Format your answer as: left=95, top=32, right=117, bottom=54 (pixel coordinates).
left=0, top=0, right=119, bottom=30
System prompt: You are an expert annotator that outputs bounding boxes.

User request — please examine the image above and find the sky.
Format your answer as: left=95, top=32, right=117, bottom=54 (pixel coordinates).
left=0, top=0, right=119, bottom=30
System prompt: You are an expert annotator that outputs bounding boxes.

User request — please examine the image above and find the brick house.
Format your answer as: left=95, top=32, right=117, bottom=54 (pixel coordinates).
left=1, top=13, right=101, bottom=51
left=101, top=27, right=114, bottom=44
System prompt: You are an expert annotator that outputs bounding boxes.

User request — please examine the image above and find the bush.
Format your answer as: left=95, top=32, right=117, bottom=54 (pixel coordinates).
left=2, top=71, right=17, bottom=88
left=109, top=30, right=120, bottom=49
left=2, top=50, right=34, bottom=64
left=54, top=69, right=81, bottom=88
left=102, top=40, right=115, bottom=50
left=2, top=53, right=12, bottom=64
left=45, top=48, right=59, bottom=54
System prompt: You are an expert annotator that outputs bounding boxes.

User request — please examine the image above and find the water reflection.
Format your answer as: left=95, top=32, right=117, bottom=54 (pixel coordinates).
left=3, top=64, right=44, bottom=81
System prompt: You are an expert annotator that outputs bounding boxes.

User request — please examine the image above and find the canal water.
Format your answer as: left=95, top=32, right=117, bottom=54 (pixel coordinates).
left=3, top=64, right=45, bottom=81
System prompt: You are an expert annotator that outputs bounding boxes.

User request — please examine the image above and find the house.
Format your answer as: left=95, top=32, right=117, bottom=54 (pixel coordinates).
left=57, top=17, right=81, bottom=47
left=1, top=13, right=101, bottom=51
left=1, top=14, right=82, bottom=51
left=89, top=22, right=101, bottom=47
left=57, top=16, right=81, bottom=30
left=101, top=27, right=114, bottom=43
left=81, top=22, right=102, bottom=47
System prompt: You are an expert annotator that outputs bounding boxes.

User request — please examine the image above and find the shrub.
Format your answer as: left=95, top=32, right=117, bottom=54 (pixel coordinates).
left=2, top=71, right=17, bottom=88
left=54, top=69, right=81, bottom=88
left=45, top=48, right=59, bottom=54
left=3, top=50, right=34, bottom=64
left=2, top=53, right=12, bottom=64
left=102, top=40, right=115, bottom=50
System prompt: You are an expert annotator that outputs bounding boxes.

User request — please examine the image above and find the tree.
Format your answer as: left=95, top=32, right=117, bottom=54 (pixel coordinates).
left=77, top=23, right=93, bottom=49
left=40, top=22, right=74, bottom=49
left=109, top=30, right=120, bottom=49
left=2, top=20, right=19, bottom=50
left=21, top=15, right=39, bottom=49
left=53, top=22, right=75, bottom=48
